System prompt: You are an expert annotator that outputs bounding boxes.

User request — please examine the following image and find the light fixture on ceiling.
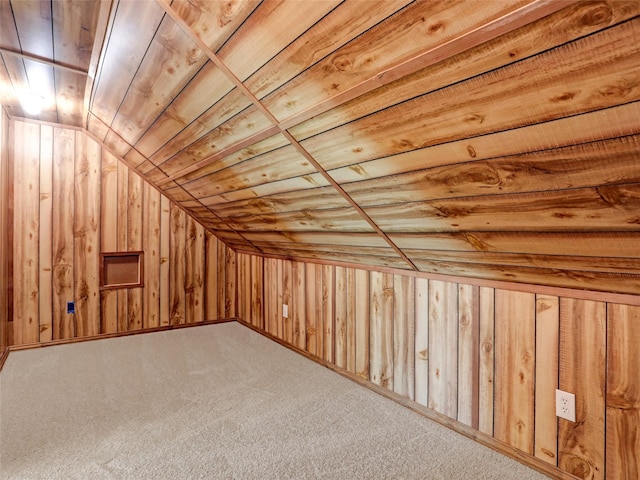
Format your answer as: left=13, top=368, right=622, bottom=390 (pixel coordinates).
left=21, top=92, right=46, bottom=115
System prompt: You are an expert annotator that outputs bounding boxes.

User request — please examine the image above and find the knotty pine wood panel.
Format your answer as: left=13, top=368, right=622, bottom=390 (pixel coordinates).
left=91, top=0, right=165, bottom=126
left=428, top=280, right=458, bottom=418
left=13, top=121, right=41, bottom=344
left=341, top=134, right=640, bottom=206
left=414, top=278, right=429, bottom=408
left=250, top=255, right=263, bottom=329
left=304, top=263, right=320, bottom=358
left=457, top=284, right=479, bottom=429
left=289, top=1, right=640, bottom=141
left=237, top=252, right=250, bottom=325
left=51, top=0, right=100, bottom=125
left=9, top=120, right=236, bottom=346
left=283, top=260, right=293, bottom=343
left=127, top=169, right=143, bottom=331
left=299, top=19, right=640, bottom=171
left=393, top=274, right=414, bottom=400
left=143, top=183, right=161, bottom=328
left=53, top=127, right=76, bottom=340
left=169, top=204, right=187, bottom=325
left=100, top=149, right=118, bottom=333
left=322, top=264, right=335, bottom=363
left=216, top=236, right=227, bottom=320
left=354, top=269, right=369, bottom=380
left=606, top=304, right=640, bottom=480
left=225, top=245, right=237, bottom=319
left=345, top=268, right=356, bottom=373
left=177, top=133, right=291, bottom=186
left=559, top=298, right=606, bottom=480
left=160, top=195, right=172, bottom=326
left=264, top=0, right=530, bottom=122
left=478, top=286, right=495, bottom=437
left=201, top=171, right=331, bottom=208
left=334, top=266, right=347, bottom=370
left=0, top=107, right=10, bottom=353
left=219, top=0, right=341, bottom=83
left=408, top=255, right=640, bottom=296
left=10, top=2, right=56, bottom=124
left=392, top=230, right=640, bottom=259
left=405, top=250, right=640, bottom=276
left=494, top=289, right=536, bottom=454
left=116, top=161, right=129, bottom=332
left=329, top=101, right=640, bottom=187
left=534, top=294, right=560, bottom=467
left=243, top=1, right=411, bottom=102
left=146, top=88, right=254, bottom=170
left=204, top=231, right=219, bottom=322
left=0, top=4, right=27, bottom=118
left=370, top=271, right=394, bottom=390
left=369, top=185, right=640, bottom=232
left=133, top=61, right=235, bottom=158
left=236, top=253, right=640, bottom=480
left=185, top=216, right=205, bottom=324
left=154, top=105, right=272, bottom=178
left=210, top=185, right=354, bottom=218
left=170, top=0, right=259, bottom=54
left=74, top=131, right=101, bottom=337
left=39, top=126, right=54, bottom=342
left=292, top=260, right=306, bottom=349
left=180, top=144, right=315, bottom=198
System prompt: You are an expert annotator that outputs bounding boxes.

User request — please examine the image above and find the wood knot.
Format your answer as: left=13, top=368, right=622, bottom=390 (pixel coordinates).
left=466, top=145, right=477, bottom=158
left=428, top=21, right=444, bottom=33
left=579, top=3, right=612, bottom=27
left=332, top=55, right=353, bottom=72
left=463, top=113, right=485, bottom=124
left=550, top=91, right=577, bottom=103
left=541, top=448, right=555, bottom=459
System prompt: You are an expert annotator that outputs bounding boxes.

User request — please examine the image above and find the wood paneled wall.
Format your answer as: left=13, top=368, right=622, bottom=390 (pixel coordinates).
left=0, top=105, right=10, bottom=359
left=237, top=253, right=640, bottom=480
left=9, top=119, right=236, bottom=346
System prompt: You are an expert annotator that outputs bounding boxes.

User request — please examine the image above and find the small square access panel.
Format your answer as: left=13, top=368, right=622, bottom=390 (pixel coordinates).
left=100, top=251, right=144, bottom=290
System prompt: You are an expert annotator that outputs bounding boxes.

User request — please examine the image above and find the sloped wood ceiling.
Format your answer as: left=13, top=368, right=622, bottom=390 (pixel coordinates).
left=2, top=0, right=640, bottom=295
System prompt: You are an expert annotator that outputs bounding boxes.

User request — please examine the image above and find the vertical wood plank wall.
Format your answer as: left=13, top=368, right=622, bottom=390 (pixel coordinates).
left=9, top=119, right=237, bottom=346
left=237, top=252, right=640, bottom=480
left=0, top=106, right=10, bottom=359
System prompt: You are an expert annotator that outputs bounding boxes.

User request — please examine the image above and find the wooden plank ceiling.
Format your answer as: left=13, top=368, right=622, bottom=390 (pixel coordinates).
left=1, top=0, right=640, bottom=295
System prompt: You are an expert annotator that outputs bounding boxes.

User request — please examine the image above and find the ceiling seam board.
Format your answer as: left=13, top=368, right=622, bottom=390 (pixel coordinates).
left=154, top=0, right=418, bottom=270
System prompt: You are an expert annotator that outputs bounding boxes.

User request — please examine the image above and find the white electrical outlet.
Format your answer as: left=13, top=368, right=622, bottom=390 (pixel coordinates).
left=556, top=389, right=576, bottom=422
left=282, top=304, right=288, bottom=318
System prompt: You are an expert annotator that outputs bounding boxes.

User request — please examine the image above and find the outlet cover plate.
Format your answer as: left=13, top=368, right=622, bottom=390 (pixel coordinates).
left=556, top=389, right=576, bottom=422
left=282, top=304, right=288, bottom=318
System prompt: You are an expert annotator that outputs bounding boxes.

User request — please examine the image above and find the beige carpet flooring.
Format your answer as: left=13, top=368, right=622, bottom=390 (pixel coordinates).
left=1, top=322, right=550, bottom=479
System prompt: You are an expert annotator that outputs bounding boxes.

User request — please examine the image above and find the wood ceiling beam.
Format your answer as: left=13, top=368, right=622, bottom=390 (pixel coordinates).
left=155, top=0, right=419, bottom=270
left=0, top=47, right=88, bottom=76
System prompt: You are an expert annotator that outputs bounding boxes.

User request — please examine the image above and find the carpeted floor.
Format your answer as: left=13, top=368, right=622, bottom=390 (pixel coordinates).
left=0, top=322, right=550, bottom=479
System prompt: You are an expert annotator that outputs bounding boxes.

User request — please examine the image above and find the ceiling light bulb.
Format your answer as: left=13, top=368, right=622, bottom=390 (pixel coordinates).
left=22, top=92, right=45, bottom=115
